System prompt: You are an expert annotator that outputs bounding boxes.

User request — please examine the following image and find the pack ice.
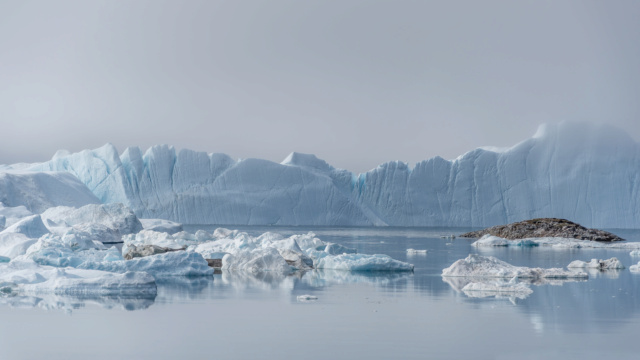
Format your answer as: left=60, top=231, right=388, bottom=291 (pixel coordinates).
left=7, top=121, right=639, bottom=228
left=1, top=201, right=412, bottom=300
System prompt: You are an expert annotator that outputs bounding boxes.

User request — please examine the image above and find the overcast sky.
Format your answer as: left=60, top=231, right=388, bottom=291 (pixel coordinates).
left=1, top=0, right=639, bottom=172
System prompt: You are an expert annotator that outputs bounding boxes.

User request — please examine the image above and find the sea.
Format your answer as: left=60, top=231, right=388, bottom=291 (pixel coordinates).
left=1, top=226, right=640, bottom=360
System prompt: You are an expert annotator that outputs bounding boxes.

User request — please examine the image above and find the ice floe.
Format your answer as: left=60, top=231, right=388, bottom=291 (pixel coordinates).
left=630, top=262, right=640, bottom=273
left=567, top=258, right=625, bottom=270
left=442, top=254, right=587, bottom=279
left=472, top=235, right=640, bottom=250
left=630, top=250, right=640, bottom=257
left=314, top=253, right=414, bottom=272
left=297, top=294, right=318, bottom=302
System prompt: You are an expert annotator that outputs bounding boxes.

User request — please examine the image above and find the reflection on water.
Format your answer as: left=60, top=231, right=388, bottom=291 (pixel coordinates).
left=0, top=292, right=155, bottom=313
left=2, top=226, right=640, bottom=359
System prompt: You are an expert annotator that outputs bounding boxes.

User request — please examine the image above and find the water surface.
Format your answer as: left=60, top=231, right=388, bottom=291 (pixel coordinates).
left=1, top=226, right=639, bottom=360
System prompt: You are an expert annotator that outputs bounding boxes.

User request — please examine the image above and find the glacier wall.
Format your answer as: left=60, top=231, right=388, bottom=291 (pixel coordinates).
left=13, top=121, right=640, bottom=228
left=0, top=171, right=100, bottom=213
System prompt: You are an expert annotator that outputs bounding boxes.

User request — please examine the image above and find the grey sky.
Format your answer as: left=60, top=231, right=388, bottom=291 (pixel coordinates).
left=1, top=0, right=639, bottom=173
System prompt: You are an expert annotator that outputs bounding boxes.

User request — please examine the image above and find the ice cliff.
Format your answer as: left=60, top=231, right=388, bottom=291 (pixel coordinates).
left=4, top=121, right=640, bottom=228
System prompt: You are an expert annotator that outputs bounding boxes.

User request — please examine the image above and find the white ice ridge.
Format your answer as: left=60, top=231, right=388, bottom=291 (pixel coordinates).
left=442, top=254, right=588, bottom=279
left=473, top=235, right=640, bottom=250
left=6, top=121, right=640, bottom=228
left=567, top=258, right=625, bottom=270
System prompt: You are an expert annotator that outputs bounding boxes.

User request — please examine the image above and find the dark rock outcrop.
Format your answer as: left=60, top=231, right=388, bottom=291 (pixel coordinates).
left=460, top=218, right=624, bottom=242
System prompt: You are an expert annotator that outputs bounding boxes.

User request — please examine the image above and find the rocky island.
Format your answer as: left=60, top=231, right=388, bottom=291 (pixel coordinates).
left=460, top=218, right=624, bottom=242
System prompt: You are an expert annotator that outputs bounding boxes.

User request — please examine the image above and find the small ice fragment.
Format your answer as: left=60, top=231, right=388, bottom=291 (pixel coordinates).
left=630, top=250, right=640, bottom=257
left=297, top=295, right=318, bottom=302
left=567, top=258, right=625, bottom=270
left=406, top=249, right=427, bottom=254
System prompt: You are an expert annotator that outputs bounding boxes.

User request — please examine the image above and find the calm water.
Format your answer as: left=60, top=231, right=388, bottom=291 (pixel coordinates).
left=2, top=226, right=640, bottom=360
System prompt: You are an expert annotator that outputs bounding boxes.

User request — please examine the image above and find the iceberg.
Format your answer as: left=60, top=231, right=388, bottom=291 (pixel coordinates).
left=567, top=258, right=625, bottom=270
left=8, top=121, right=639, bottom=228
left=461, top=277, right=534, bottom=300
left=442, top=254, right=588, bottom=279
left=76, top=251, right=214, bottom=277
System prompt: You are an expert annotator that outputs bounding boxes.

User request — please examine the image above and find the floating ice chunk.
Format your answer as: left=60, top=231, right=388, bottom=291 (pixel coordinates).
left=567, top=258, right=625, bottom=270
left=297, top=294, right=318, bottom=302
left=277, top=249, right=314, bottom=270
left=139, top=218, right=183, bottom=234
left=473, top=235, right=640, bottom=250
left=630, top=262, right=640, bottom=273
left=442, top=254, right=587, bottom=279
left=406, top=249, right=428, bottom=254
left=630, top=250, right=640, bottom=257
left=461, top=277, right=533, bottom=299
left=1, top=215, right=50, bottom=238
left=78, top=251, right=213, bottom=277
left=221, top=248, right=292, bottom=274
left=290, top=232, right=325, bottom=251
left=0, top=260, right=156, bottom=296
left=315, top=253, right=414, bottom=272
left=122, top=230, right=185, bottom=256
left=41, top=203, right=143, bottom=243
left=18, top=234, right=110, bottom=268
